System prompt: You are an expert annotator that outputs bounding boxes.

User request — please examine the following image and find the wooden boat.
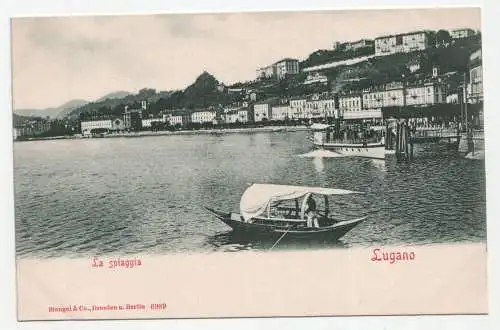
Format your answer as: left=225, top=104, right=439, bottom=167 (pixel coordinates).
left=310, top=123, right=385, bottom=160
left=205, top=184, right=366, bottom=240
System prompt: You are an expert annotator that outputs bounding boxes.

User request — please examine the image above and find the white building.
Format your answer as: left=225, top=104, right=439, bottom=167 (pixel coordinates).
left=256, top=66, right=276, bottom=79
left=191, top=111, right=216, bottom=124
left=362, top=82, right=405, bottom=108
left=141, top=118, right=163, bottom=128
left=275, top=58, right=300, bottom=79
left=223, top=109, right=249, bottom=124
left=254, top=103, right=271, bottom=122
left=305, top=95, right=336, bottom=119
left=450, top=28, right=475, bottom=39
left=362, top=89, right=385, bottom=110
left=256, top=58, right=299, bottom=80
left=363, top=80, right=445, bottom=109
left=169, top=115, right=184, bottom=126
left=375, top=31, right=429, bottom=56
left=271, top=105, right=290, bottom=121
left=469, top=49, right=482, bottom=104
left=339, top=94, right=363, bottom=113
left=406, top=82, right=445, bottom=106
left=237, top=110, right=249, bottom=123
left=224, top=111, right=240, bottom=124
left=289, top=98, right=307, bottom=119
left=81, top=120, right=112, bottom=132
left=383, top=83, right=405, bottom=107
left=303, top=72, right=328, bottom=85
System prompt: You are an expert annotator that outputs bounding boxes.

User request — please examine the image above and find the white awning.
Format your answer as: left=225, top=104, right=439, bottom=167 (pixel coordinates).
left=310, top=123, right=331, bottom=131
left=240, top=184, right=363, bottom=221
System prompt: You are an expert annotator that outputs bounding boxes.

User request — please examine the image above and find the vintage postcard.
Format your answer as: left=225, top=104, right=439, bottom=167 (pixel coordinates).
left=12, top=7, right=487, bottom=321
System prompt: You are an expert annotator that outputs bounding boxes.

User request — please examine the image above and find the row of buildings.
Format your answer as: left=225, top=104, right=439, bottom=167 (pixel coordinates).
left=255, top=28, right=477, bottom=80
left=76, top=46, right=482, bottom=133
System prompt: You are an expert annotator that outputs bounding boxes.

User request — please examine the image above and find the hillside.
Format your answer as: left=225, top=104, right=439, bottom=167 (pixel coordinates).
left=12, top=113, right=41, bottom=126
left=72, top=71, right=232, bottom=119
left=62, top=33, right=481, bottom=120
left=95, top=91, right=131, bottom=102
left=300, top=45, right=374, bottom=69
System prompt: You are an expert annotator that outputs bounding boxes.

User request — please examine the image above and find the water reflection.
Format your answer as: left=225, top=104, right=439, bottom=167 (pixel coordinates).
left=371, top=159, right=387, bottom=172
left=14, top=131, right=486, bottom=257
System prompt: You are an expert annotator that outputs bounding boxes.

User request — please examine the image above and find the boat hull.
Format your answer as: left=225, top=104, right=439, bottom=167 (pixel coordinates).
left=206, top=208, right=365, bottom=241
left=313, top=142, right=385, bottom=160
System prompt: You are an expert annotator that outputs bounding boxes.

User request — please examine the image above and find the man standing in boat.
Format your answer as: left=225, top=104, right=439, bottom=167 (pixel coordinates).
left=305, top=195, right=319, bottom=228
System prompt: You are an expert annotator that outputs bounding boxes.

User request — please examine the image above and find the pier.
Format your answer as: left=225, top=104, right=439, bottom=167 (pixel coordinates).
left=383, top=102, right=484, bottom=161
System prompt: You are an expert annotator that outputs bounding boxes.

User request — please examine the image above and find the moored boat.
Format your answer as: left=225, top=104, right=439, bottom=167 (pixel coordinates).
left=310, top=123, right=385, bottom=160
left=205, top=183, right=366, bottom=241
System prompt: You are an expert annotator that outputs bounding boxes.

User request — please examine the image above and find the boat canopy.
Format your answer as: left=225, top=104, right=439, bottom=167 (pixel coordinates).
left=240, top=184, right=363, bottom=221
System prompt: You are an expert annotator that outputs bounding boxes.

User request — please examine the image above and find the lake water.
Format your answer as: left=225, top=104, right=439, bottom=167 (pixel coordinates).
left=14, top=131, right=487, bottom=257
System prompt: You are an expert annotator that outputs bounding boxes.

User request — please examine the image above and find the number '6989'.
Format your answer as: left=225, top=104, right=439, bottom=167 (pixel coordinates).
left=150, top=303, right=167, bottom=310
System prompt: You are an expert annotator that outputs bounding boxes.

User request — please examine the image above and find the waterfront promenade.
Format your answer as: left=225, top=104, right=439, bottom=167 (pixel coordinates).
left=14, top=125, right=310, bottom=142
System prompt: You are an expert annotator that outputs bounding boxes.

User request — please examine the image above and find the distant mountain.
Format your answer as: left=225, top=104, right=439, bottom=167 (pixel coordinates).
left=52, top=99, right=90, bottom=119
left=95, top=91, right=131, bottom=102
left=14, top=99, right=88, bottom=119
left=13, top=91, right=131, bottom=120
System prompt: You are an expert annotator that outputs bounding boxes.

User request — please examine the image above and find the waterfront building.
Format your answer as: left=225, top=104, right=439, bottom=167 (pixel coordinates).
left=165, top=112, right=191, bottom=127
left=450, top=28, right=475, bottom=39
left=362, top=82, right=405, bottom=109
left=141, top=118, right=163, bottom=128
left=362, top=87, right=386, bottom=109
left=362, top=79, right=445, bottom=111
left=383, top=82, right=405, bottom=107
left=81, top=120, right=112, bottom=135
left=224, top=110, right=240, bottom=124
left=305, top=94, right=336, bottom=119
left=237, top=109, right=249, bottom=123
left=80, top=117, right=126, bottom=135
left=374, top=31, right=429, bottom=56
left=469, top=49, right=483, bottom=104
left=168, top=115, right=183, bottom=126
left=339, top=93, right=363, bottom=113
left=254, top=103, right=271, bottom=122
left=289, top=98, right=308, bottom=119
left=224, top=108, right=249, bottom=124
left=256, top=58, right=299, bottom=80
left=271, top=105, right=290, bottom=121
left=405, top=82, right=445, bottom=106
left=191, top=111, right=217, bottom=124
left=123, top=108, right=143, bottom=131
left=14, top=119, right=52, bottom=138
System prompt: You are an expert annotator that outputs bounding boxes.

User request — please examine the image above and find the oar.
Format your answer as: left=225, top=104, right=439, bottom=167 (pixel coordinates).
left=269, top=225, right=294, bottom=252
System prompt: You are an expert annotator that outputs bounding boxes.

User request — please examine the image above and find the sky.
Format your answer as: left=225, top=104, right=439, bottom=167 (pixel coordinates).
left=11, top=7, right=481, bottom=110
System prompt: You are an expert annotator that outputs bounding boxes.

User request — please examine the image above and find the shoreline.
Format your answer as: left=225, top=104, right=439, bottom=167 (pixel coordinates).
left=14, top=125, right=310, bottom=142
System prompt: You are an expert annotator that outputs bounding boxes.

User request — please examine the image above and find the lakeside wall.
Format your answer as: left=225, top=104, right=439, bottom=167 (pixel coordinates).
left=13, top=125, right=310, bottom=142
